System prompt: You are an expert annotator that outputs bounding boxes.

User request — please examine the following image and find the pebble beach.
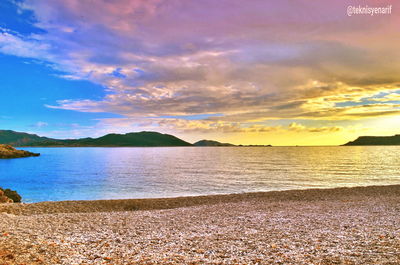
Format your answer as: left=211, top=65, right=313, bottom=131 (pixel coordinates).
left=1, top=185, right=400, bottom=264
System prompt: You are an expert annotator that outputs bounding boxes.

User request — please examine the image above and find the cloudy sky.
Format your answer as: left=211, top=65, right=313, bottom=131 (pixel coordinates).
left=0, top=0, right=399, bottom=145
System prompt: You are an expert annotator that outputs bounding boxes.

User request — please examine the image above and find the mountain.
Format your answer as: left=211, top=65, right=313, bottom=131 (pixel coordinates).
left=0, top=130, right=60, bottom=146
left=0, top=130, right=192, bottom=147
left=194, top=140, right=235, bottom=146
left=69, top=132, right=193, bottom=147
left=344, top=134, right=400, bottom=146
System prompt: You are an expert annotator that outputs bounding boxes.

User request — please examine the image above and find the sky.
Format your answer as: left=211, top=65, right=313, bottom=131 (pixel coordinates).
left=0, top=0, right=399, bottom=145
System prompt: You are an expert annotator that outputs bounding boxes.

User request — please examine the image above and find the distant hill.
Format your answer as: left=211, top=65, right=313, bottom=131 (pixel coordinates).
left=0, top=130, right=192, bottom=147
left=238, top=144, right=272, bottom=147
left=194, top=140, right=235, bottom=146
left=0, top=130, right=60, bottom=146
left=344, top=134, right=400, bottom=146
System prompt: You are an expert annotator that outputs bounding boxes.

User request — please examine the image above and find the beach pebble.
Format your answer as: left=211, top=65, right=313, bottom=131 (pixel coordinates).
left=1, top=186, right=400, bottom=264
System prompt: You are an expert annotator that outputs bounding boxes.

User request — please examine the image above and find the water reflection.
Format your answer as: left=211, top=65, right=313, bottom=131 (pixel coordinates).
left=0, top=146, right=399, bottom=202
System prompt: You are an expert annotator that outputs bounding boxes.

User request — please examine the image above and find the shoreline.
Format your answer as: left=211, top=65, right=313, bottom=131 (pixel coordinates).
left=1, top=184, right=400, bottom=264
left=1, top=184, right=399, bottom=215
left=19, top=145, right=400, bottom=148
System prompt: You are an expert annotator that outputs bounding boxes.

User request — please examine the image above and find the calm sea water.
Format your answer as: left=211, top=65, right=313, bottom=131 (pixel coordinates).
left=0, top=146, right=399, bottom=202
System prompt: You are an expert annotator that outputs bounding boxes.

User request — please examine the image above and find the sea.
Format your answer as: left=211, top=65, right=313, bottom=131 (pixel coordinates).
left=0, top=146, right=399, bottom=202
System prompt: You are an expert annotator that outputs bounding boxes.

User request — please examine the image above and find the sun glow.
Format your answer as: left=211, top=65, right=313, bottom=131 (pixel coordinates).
left=372, top=115, right=400, bottom=135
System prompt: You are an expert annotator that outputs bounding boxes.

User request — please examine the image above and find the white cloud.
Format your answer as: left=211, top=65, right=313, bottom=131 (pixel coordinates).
left=30, top=121, right=49, bottom=128
left=0, top=31, right=51, bottom=60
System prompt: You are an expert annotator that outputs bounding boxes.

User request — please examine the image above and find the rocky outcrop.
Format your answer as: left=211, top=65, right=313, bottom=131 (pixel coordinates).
left=0, top=188, right=22, bottom=203
left=0, top=189, right=14, bottom=203
left=0, top=144, right=40, bottom=159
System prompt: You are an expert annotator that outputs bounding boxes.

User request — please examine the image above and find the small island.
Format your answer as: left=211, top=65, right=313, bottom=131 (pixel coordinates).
left=194, top=140, right=235, bottom=146
left=0, top=144, right=40, bottom=159
left=194, top=140, right=272, bottom=147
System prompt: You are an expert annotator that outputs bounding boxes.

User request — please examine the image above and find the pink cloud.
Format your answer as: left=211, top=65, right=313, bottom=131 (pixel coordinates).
left=0, top=0, right=397, bottom=134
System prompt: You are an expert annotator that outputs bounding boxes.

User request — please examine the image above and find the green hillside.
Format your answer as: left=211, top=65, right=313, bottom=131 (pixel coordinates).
left=0, top=130, right=192, bottom=147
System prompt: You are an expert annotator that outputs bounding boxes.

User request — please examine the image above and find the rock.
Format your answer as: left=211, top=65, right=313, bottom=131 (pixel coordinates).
left=0, top=187, right=22, bottom=203
left=0, top=144, right=40, bottom=159
left=2, top=188, right=22, bottom=203
left=0, top=195, right=12, bottom=203
left=0, top=190, right=12, bottom=203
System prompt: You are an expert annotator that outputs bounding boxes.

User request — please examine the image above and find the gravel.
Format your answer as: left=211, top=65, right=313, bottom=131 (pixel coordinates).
left=1, top=185, right=400, bottom=264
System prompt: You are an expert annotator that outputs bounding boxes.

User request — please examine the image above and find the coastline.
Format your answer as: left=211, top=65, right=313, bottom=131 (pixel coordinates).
left=1, top=184, right=399, bottom=215
left=1, top=185, right=400, bottom=264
